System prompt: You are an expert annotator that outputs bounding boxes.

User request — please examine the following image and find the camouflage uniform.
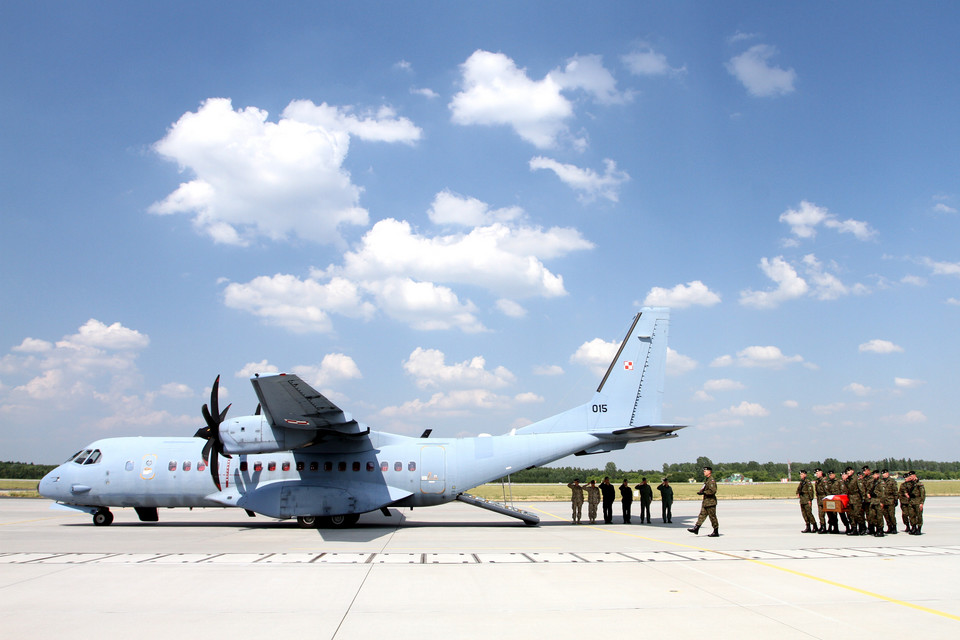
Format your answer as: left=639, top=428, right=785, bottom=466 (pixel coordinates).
left=898, top=478, right=915, bottom=530
left=864, top=472, right=886, bottom=536
left=843, top=471, right=865, bottom=535
left=908, top=476, right=925, bottom=534
left=583, top=483, right=601, bottom=524
left=691, top=475, right=718, bottom=533
left=567, top=481, right=584, bottom=523
left=796, top=474, right=816, bottom=531
left=882, top=473, right=898, bottom=532
left=814, top=471, right=828, bottom=532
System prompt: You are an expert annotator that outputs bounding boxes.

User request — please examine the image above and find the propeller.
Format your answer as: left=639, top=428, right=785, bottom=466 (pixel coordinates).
left=194, top=375, right=232, bottom=491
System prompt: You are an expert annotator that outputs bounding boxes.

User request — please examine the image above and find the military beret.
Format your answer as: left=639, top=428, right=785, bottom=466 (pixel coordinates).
left=907, top=470, right=916, bottom=475
left=703, top=466, right=712, bottom=471
left=882, top=469, right=889, bottom=473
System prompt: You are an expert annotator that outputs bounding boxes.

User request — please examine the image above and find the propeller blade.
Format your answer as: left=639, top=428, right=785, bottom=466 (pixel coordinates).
left=209, top=375, right=221, bottom=423
left=208, top=449, right=221, bottom=491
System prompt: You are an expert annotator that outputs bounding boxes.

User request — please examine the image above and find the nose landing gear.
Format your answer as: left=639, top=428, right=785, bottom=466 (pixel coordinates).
left=93, top=508, right=114, bottom=526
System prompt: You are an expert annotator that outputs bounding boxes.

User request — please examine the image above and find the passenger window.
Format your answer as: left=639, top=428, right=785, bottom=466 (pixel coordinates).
left=367, top=461, right=375, bottom=472
left=338, top=461, right=346, bottom=472
left=408, top=462, right=416, bottom=472
left=254, top=462, right=263, bottom=472
left=168, top=461, right=177, bottom=471
left=268, top=462, right=276, bottom=471
left=183, top=461, right=191, bottom=472
left=381, top=461, right=389, bottom=472
left=296, top=461, right=305, bottom=471
left=310, top=462, right=319, bottom=472
left=282, top=462, right=291, bottom=471
left=324, top=462, right=332, bottom=472
left=394, top=462, right=402, bottom=472
left=239, top=461, right=248, bottom=472
left=352, top=461, right=361, bottom=472
left=198, top=461, right=206, bottom=472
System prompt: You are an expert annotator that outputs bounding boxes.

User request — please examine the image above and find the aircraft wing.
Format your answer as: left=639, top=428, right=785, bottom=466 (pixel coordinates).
left=250, top=374, right=368, bottom=438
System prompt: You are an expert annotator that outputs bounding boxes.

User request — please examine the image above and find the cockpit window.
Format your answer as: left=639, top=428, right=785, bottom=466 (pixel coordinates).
left=83, top=450, right=101, bottom=465
left=66, top=450, right=83, bottom=463
left=72, top=449, right=93, bottom=465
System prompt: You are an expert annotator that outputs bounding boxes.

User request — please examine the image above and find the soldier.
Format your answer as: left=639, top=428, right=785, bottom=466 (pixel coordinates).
left=843, top=466, right=865, bottom=536
left=825, top=469, right=844, bottom=534
left=882, top=469, right=899, bottom=534
left=656, top=478, right=674, bottom=523
left=797, top=470, right=816, bottom=533
left=635, top=477, right=653, bottom=524
left=907, top=471, right=926, bottom=535
left=599, top=477, right=615, bottom=524
left=566, top=478, right=584, bottom=524
left=619, top=479, right=633, bottom=524
left=688, top=466, right=719, bottom=537
left=865, top=469, right=886, bottom=537
left=583, top=480, right=601, bottom=524
left=813, top=468, right=828, bottom=534
left=899, top=473, right=915, bottom=532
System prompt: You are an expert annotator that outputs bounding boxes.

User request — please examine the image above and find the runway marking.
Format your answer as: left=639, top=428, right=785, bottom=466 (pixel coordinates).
left=527, top=505, right=960, bottom=623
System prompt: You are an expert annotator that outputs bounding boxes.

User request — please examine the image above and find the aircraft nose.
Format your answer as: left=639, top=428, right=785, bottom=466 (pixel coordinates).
left=38, top=469, right=63, bottom=499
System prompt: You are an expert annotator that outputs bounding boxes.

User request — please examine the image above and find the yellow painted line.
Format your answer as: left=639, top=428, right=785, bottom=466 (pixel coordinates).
left=527, top=505, right=960, bottom=623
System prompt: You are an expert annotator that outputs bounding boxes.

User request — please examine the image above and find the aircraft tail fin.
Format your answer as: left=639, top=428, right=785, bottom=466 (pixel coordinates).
left=517, top=307, right=682, bottom=440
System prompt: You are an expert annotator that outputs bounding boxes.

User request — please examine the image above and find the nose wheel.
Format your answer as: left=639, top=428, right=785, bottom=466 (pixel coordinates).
left=93, top=508, right=114, bottom=526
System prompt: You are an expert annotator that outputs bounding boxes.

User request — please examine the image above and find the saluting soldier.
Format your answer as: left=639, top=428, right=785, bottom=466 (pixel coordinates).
left=907, top=471, right=926, bottom=535
left=583, top=480, right=601, bottom=524
left=567, top=479, right=584, bottom=524
left=814, top=468, right=828, bottom=533
left=865, top=469, right=886, bottom=537
left=825, top=470, right=845, bottom=534
left=797, top=470, right=816, bottom=533
left=898, top=473, right=915, bottom=532
left=688, top=466, right=719, bottom=537
left=882, top=469, right=899, bottom=534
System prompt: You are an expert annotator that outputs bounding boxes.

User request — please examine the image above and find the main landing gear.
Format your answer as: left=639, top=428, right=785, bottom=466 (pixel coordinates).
left=296, top=514, right=361, bottom=529
left=92, top=508, right=114, bottom=526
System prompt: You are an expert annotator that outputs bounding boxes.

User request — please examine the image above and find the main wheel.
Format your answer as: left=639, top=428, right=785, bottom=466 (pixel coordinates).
left=297, top=516, right=318, bottom=529
left=320, top=513, right=359, bottom=529
left=93, top=509, right=114, bottom=526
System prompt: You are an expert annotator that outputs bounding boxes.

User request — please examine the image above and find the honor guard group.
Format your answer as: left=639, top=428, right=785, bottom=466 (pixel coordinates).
left=797, top=466, right=926, bottom=537
left=567, top=465, right=928, bottom=538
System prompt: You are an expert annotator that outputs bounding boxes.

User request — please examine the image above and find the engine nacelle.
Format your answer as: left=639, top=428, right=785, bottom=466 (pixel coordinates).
left=219, top=415, right=315, bottom=455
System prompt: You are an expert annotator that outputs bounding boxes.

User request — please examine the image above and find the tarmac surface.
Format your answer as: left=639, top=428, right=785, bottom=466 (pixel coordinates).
left=2, top=497, right=959, bottom=638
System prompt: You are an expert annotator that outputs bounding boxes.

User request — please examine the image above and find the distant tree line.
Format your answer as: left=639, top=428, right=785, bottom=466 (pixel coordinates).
left=498, top=456, right=960, bottom=484
left=1, top=461, right=57, bottom=479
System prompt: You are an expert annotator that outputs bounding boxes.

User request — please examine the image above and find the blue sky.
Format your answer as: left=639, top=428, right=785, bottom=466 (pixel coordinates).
left=2, top=2, right=958, bottom=468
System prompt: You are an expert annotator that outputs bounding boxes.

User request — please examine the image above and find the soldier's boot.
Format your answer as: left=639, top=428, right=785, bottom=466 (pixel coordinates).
left=707, top=528, right=719, bottom=537
left=867, top=523, right=875, bottom=535
left=874, top=528, right=884, bottom=537
left=886, top=525, right=896, bottom=534
left=818, top=523, right=827, bottom=534
left=859, top=522, right=868, bottom=535
left=913, top=525, right=922, bottom=535
left=845, top=524, right=857, bottom=536
left=802, top=524, right=812, bottom=533
left=687, top=525, right=700, bottom=535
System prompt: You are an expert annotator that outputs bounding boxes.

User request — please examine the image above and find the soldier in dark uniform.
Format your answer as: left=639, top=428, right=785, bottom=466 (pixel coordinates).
left=882, top=469, right=898, bottom=534
left=825, top=470, right=844, bottom=534
left=599, top=477, right=615, bottom=524
left=813, top=468, right=828, bottom=533
left=656, top=478, right=674, bottom=523
left=619, top=479, right=633, bottom=524
left=797, top=470, right=816, bottom=533
left=567, top=479, right=584, bottom=524
left=688, top=466, right=719, bottom=537
left=635, top=477, right=653, bottom=524
left=907, top=471, right=926, bottom=535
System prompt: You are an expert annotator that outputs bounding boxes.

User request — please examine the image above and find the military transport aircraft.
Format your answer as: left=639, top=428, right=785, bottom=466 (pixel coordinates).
left=39, top=307, right=685, bottom=528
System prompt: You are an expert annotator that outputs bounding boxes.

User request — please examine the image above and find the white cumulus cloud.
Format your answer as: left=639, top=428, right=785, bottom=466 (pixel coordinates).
left=644, top=280, right=721, bottom=308
left=859, top=339, right=904, bottom=354
left=529, top=156, right=630, bottom=203
left=150, top=97, right=420, bottom=246
left=726, top=44, right=796, bottom=97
